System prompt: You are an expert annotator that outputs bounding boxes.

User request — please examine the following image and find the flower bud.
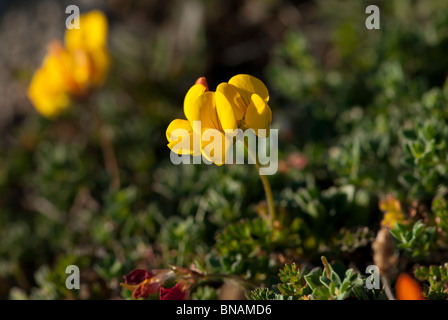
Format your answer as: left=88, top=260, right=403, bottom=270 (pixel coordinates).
left=195, top=76, right=209, bottom=91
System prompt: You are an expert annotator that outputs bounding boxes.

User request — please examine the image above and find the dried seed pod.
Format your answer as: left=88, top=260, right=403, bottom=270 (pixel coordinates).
left=372, top=227, right=398, bottom=278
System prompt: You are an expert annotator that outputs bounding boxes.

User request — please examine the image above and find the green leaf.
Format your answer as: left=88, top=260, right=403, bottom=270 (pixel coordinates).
left=247, top=288, right=277, bottom=300
left=319, top=276, right=332, bottom=290
left=402, top=130, right=417, bottom=141
left=305, top=274, right=321, bottom=291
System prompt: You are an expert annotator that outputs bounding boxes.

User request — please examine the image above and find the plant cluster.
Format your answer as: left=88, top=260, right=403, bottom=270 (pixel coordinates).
left=1, top=0, right=448, bottom=300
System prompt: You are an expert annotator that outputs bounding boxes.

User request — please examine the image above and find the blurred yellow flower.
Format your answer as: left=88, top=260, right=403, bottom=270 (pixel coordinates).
left=379, top=195, right=406, bottom=228
left=28, top=10, right=110, bottom=117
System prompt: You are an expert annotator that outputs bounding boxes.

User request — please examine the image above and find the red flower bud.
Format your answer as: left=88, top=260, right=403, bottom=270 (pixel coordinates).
left=159, top=282, right=188, bottom=300
left=123, top=269, right=151, bottom=285
left=132, top=279, right=161, bottom=299
left=195, top=76, right=209, bottom=91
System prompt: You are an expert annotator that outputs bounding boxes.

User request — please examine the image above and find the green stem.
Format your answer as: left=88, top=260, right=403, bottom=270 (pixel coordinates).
left=381, top=275, right=396, bottom=300
left=243, top=138, right=276, bottom=229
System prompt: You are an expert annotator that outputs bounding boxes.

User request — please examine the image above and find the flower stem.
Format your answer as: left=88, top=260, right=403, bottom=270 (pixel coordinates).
left=381, top=275, right=396, bottom=300
left=91, top=105, right=120, bottom=191
left=243, top=138, right=276, bottom=229
left=98, top=120, right=120, bottom=191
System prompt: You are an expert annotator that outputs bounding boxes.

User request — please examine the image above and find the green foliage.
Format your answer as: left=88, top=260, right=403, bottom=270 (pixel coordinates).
left=249, top=257, right=366, bottom=300
left=267, top=0, right=448, bottom=203
left=247, top=287, right=280, bottom=301
left=390, top=221, right=437, bottom=258
left=280, top=184, right=371, bottom=253
left=276, top=263, right=310, bottom=298
left=267, top=31, right=320, bottom=101
left=415, top=264, right=448, bottom=299
left=432, top=194, right=448, bottom=235
left=2, top=0, right=448, bottom=300
left=207, top=212, right=306, bottom=283
left=191, top=285, right=219, bottom=300
left=215, top=218, right=272, bottom=257
left=304, top=257, right=364, bottom=300
left=401, top=103, right=448, bottom=198
left=333, top=227, right=374, bottom=254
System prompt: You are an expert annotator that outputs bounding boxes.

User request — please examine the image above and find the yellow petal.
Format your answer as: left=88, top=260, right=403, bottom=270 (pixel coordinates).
left=245, top=94, right=271, bottom=137
left=28, top=59, right=71, bottom=118
left=379, top=195, right=401, bottom=214
left=216, top=83, right=246, bottom=121
left=200, top=128, right=232, bottom=166
left=64, top=10, right=109, bottom=89
left=166, top=119, right=199, bottom=156
left=228, top=74, right=269, bottom=106
left=196, top=91, right=221, bottom=132
left=71, top=49, right=92, bottom=89
left=27, top=82, right=70, bottom=118
left=46, top=41, right=80, bottom=94
left=183, top=84, right=207, bottom=123
left=89, top=48, right=110, bottom=87
left=215, top=90, right=238, bottom=133
left=65, top=10, right=108, bottom=53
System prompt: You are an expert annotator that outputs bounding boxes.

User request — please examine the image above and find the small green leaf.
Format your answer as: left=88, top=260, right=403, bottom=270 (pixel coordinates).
left=305, top=274, right=321, bottom=291
left=319, top=276, right=332, bottom=289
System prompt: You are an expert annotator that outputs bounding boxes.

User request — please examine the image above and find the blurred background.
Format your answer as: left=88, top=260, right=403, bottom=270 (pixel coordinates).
left=1, top=0, right=448, bottom=299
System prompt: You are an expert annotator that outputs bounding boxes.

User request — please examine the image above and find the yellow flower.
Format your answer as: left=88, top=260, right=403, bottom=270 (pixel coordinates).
left=379, top=195, right=406, bottom=228
left=27, top=42, right=76, bottom=117
left=216, top=74, right=272, bottom=137
left=167, top=74, right=272, bottom=165
left=27, top=10, right=110, bottom=118
left=166, top=79, right=233, bottom=165
left=64, top=10, right=110, bottom=88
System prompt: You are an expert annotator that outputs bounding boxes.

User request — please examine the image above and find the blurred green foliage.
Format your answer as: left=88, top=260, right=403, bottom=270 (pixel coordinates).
left=1, top=0, right=448, bottom=300
left=415, top=263, right=448, bottom=300
left=390, top=221, right=436, bottom=259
